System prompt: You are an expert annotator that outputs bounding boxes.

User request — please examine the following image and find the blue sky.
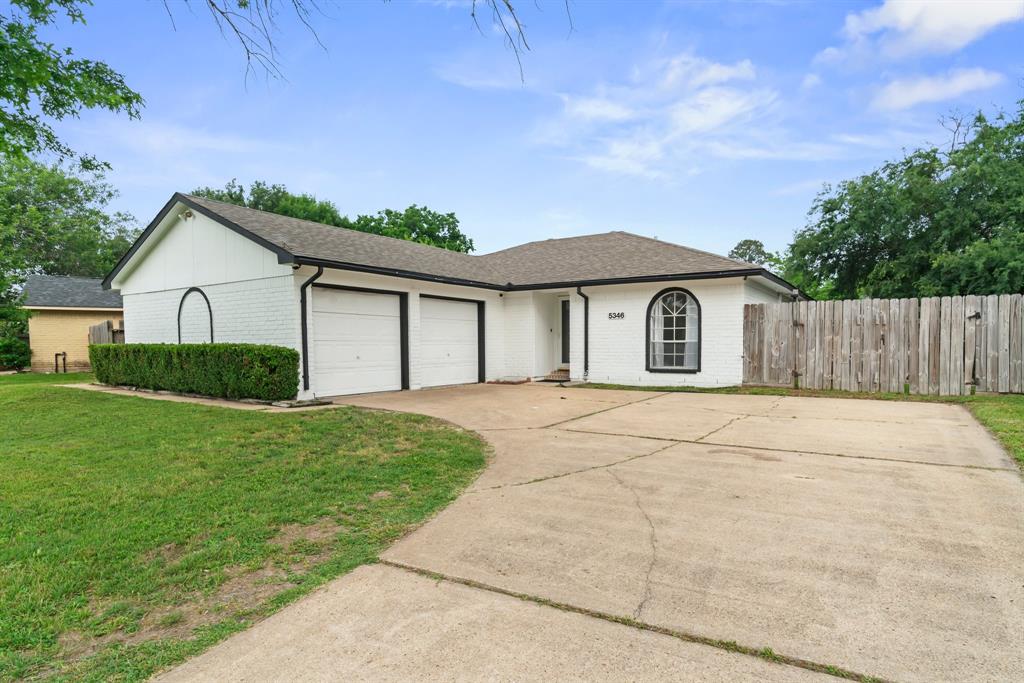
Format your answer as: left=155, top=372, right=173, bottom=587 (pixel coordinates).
left=42, top=0, right=1024, bottom=255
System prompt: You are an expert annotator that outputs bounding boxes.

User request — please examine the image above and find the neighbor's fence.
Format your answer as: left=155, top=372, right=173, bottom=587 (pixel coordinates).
left=88, top=319, right=125, bottom=345
left=743, top=294, right=1024, bottom=396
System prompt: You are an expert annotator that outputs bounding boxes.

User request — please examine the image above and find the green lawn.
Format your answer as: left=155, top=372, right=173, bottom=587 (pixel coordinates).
left=0, top=374, right=488, bottom=681
left=584, top=382, right=1024, bottom=469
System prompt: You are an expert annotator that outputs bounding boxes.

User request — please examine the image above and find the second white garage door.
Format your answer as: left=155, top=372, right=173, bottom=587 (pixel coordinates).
left=312, top=288, right=403, bottom=396
left=419, top=297, right=479, bottom=388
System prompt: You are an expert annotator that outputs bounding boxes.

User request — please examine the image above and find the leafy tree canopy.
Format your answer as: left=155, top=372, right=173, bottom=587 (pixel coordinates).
left=0, top=0, right=143, bottom=168
left=0, top=154, right=139, bottom=337
left=781, top=103, right=1024, bottom=299
left=728, top=239, right=776, bottom=267
left=191, top=180, right=475, bottom=253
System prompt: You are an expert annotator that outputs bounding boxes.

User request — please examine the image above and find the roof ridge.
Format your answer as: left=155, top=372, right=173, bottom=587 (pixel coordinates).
left=182, top=193, right=481, bottom=260
left=479, top=230, right=622, bottom=257
left=615, top=230, right=757, bottom=267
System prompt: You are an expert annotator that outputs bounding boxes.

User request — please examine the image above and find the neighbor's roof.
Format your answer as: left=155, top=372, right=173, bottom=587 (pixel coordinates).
left=104, top=192, right=797, bottom=293
left=23, top=274, right=123, bottom=309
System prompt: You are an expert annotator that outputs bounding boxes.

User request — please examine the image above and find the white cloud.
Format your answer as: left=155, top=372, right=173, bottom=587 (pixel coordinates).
left=801, top=73, right=822, bottom=89
left=535, top=51, right=793, bottom=178
left=819, top=0, right=1024, bottom=63
left=872, top=67, right=1004, bottom=110
left=657, top=54, right=756, bottom=90
left=561, top=95, right=636, bottom=122
left=669, top=87, right=775, bottom=135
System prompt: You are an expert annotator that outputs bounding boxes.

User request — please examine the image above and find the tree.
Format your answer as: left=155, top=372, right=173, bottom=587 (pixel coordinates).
left=191, top=180, right=475, bottom=252
left=728, top=239, right=775, bottom=266
left=0, top=155, right=138, bottom=352
left=0, top=1, right=143, bottom=168
left=2, top=1, right=558, bottom=168
left=782, top=103, right=1024, bottom=299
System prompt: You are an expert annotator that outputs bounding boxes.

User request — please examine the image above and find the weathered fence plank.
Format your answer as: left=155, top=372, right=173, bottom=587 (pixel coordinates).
left=986, top=294, right=1000, bottom=392
left=950, top=296, right=964, bottom=395
left=964, top=295, right=979, bottom=390
left=999, top=293, right=1011, bottom=393
left=907, top=298, right=919, bottom=394
left=1011, top=294, right=1023, bottom=394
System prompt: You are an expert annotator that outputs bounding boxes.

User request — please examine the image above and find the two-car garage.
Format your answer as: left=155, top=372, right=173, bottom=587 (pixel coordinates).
left=311, top=285, right=483, bottom=397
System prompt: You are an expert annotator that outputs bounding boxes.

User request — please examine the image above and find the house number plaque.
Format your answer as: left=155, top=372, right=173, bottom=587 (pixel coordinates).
left=608, top=312, right=625, bottom=320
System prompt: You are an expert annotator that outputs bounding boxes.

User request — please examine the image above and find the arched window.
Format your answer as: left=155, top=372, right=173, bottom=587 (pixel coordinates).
left=646, top=288, right=700, bottom=372
left=177, top=287, right=213, bottom=343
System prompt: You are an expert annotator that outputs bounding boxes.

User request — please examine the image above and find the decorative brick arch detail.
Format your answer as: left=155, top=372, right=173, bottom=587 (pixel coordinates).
left=177, top=287, right=213, bottom=343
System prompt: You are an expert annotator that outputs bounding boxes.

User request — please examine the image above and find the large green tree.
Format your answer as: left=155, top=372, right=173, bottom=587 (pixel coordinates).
left=0, top=156, right=138, bottom=362
left=192, top=180, right=475, bottom=253
left=782, top=104, right=1024, bottom=299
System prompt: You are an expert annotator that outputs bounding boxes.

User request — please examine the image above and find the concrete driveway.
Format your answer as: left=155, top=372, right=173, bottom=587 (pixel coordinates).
left=161, top=384, right=1024, bottom=682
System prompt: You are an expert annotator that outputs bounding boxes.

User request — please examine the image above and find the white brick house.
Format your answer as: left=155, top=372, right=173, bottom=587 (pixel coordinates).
left=103, top=193, right=800, bottom=399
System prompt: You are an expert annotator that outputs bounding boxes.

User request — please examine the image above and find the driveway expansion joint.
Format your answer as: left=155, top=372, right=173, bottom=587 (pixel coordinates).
left=378, top=560, right=894, bottom=683
left=542, top=392, right=669, bottom=429
left=553, top=427, right=1017, bottom=472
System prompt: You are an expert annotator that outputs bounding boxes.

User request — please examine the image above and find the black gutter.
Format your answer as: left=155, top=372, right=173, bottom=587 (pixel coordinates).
left=291, top=257, right=506, bottom=291
left=576, top=286, right=589, bottom=379
left=508, top=268, right=802, bottom=295
left=299, top=266, right=324, bottom=391
left=293, top=258, right=806, bottom=298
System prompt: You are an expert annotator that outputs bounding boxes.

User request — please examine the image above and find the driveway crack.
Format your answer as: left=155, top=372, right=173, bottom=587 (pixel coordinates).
left=471, top=441, right=678, bottom=492
left=607, top=468, right=657, bottom=621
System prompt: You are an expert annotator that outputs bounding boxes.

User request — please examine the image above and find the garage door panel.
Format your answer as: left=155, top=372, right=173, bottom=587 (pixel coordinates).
left=313, top=339, right=401, bottom=368
left=312, top=288, right=403, bottom=396
left=315, top=313, right=400, bottom=341
left=313, top=289, right=399, bottom=316
left=420, top=298, right=479, bottom=388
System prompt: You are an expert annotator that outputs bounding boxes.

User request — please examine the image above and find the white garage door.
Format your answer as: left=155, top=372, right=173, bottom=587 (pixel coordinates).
left=420, top=297, right=479, bottom=388
left=312, top=288, right=402, bottom=396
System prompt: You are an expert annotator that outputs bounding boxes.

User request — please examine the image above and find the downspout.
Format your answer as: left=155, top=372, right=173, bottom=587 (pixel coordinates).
left=299, top=266, right=324, bottom=391
left=576, top=286, right=589, bottom=380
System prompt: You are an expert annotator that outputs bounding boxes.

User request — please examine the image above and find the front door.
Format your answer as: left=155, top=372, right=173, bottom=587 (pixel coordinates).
left=560, top=299, right=570, bottom=366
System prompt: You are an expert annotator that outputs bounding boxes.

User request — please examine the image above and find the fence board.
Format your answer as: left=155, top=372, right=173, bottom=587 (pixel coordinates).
left=950, top=296, right=964, bottom=395
left=986, top=294, right=1000, bottom=392
left=907, top=298, right=919, bottom=394
left=964, top=295, right=979, bottom=390
left=804, top=301, right=817, bottom=389
left=999, top=293, right=1011, bottom=393
left=795, top=300, right=807, bottom=388
left=1011, top=295, right=1023, bottom=394
left=939, top=297, right=952, bottom=396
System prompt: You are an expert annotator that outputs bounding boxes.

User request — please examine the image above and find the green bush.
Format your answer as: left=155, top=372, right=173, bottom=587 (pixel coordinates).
left=89, top=343, right=299, bottom=401
left=0, top=337, right=30, bottom=370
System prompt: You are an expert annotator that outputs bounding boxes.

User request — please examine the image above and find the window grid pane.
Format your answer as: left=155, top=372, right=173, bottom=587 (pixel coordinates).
left=649, top=291, right=698, bottom=370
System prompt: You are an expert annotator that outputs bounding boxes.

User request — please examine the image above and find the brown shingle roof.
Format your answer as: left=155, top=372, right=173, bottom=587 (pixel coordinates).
left=107, top=193, right=782, bottom=291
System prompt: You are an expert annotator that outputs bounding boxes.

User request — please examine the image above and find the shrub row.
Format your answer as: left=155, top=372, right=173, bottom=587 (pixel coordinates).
left=89, top=343, right=300, bottom=401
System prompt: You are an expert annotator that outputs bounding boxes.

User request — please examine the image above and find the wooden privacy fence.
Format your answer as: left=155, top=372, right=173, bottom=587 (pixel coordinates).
left=743, top=294, right=1024, bottom=395
left=88, top=319, right=125, bottom=345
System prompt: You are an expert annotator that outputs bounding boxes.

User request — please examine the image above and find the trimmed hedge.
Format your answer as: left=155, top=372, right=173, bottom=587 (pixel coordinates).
left=89, top=343, right=300, bottom=401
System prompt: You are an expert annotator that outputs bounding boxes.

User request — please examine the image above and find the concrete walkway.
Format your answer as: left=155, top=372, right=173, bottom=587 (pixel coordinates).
left=159, top=384, right=1024, bottom=682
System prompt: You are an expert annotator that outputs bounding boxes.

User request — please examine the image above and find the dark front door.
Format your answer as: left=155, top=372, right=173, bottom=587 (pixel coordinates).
left=560, top=299, right=570, bottom=365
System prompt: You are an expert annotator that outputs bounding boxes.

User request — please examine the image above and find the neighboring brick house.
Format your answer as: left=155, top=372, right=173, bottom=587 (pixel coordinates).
left=23, top=275, right=123, bottom=372
left=103, top=193, right=802, bottom=399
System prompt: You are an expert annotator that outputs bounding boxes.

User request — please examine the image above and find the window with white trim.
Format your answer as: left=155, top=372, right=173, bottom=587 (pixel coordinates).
left=648, top=289, right=699, bottom=371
